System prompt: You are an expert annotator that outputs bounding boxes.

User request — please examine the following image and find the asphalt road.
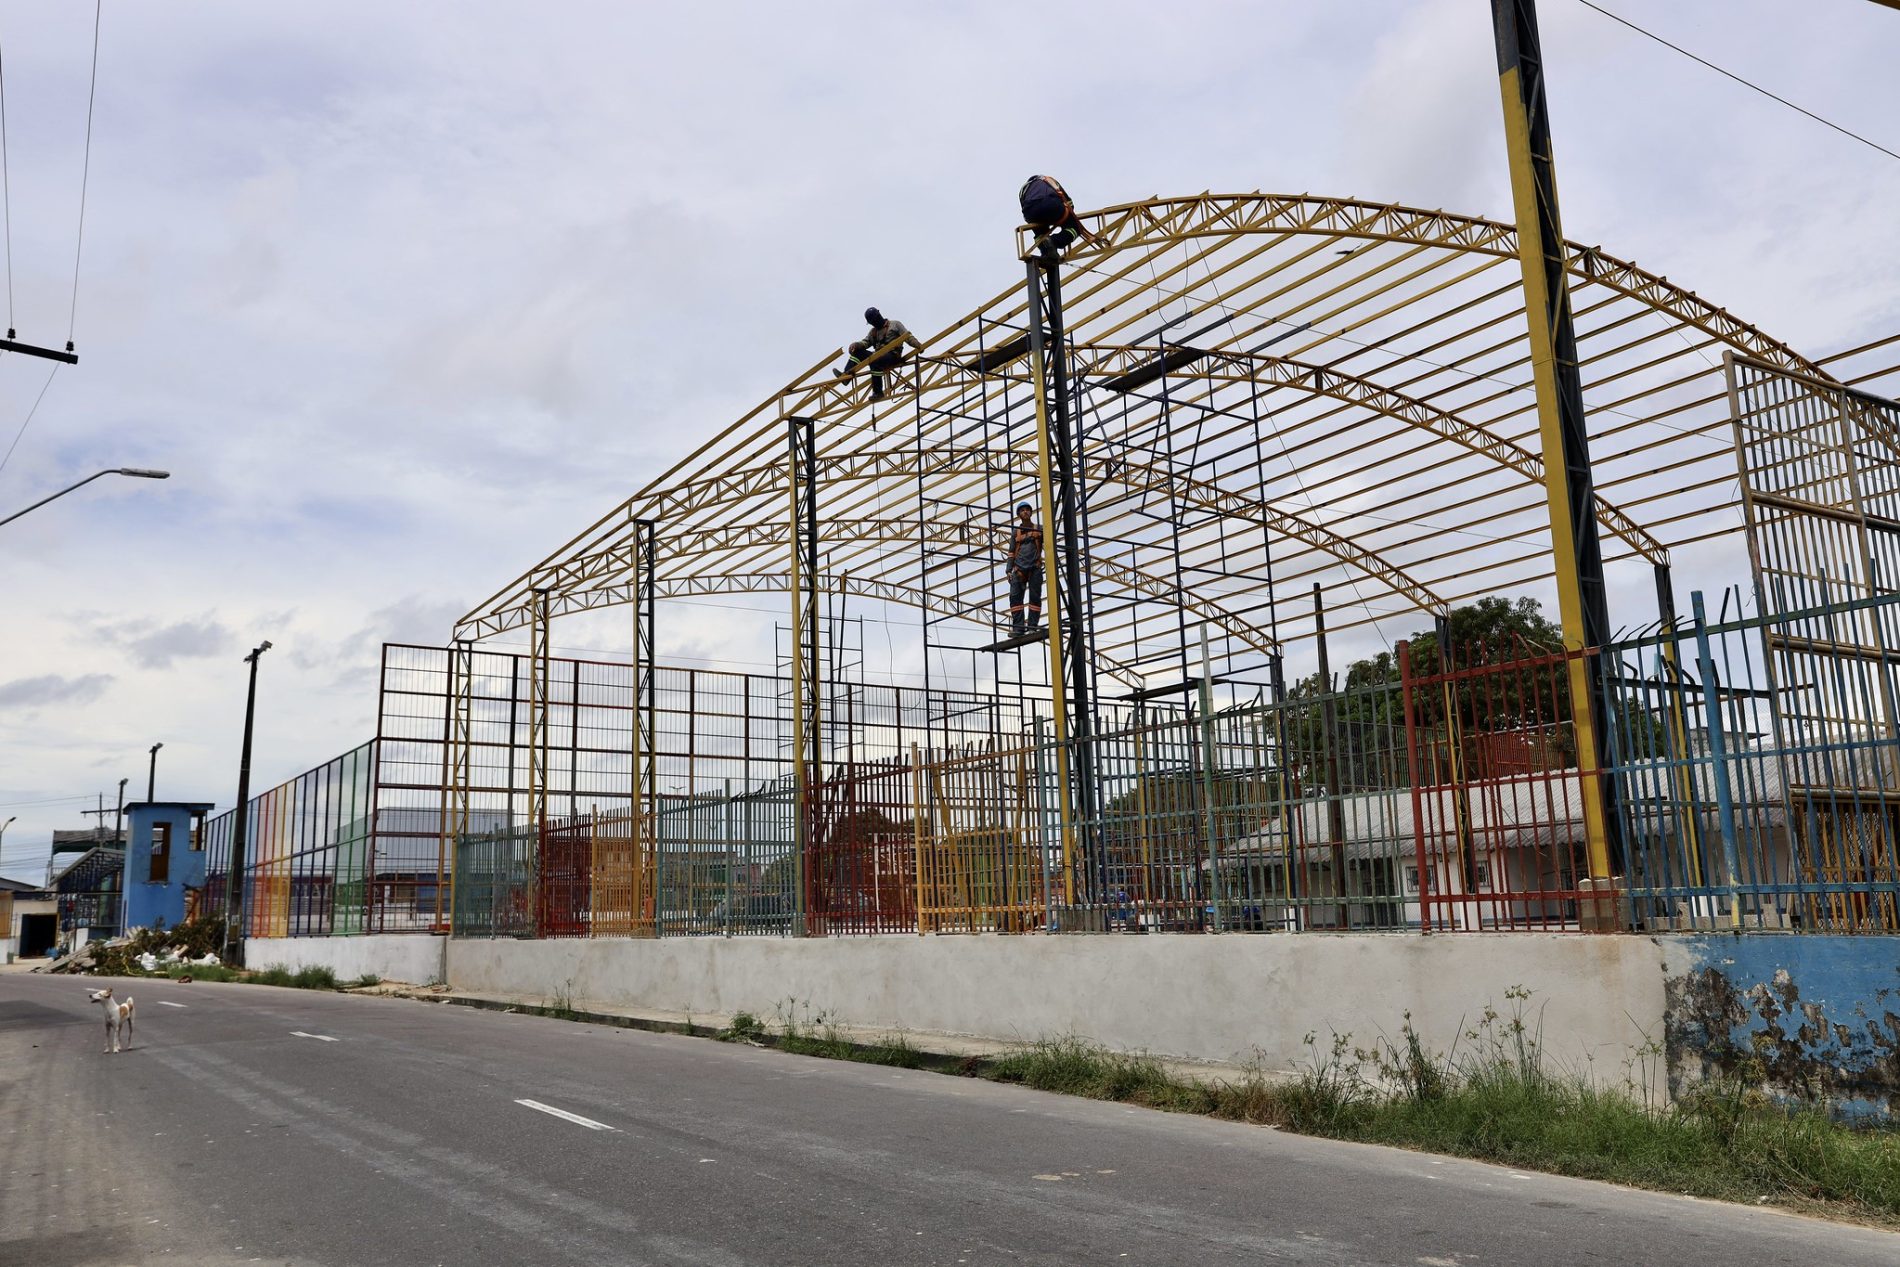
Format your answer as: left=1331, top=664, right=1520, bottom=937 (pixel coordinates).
left=2, top=972, right=1894, bottom=1267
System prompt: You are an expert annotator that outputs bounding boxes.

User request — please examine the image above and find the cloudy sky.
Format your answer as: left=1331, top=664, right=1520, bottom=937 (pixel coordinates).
left=2, top=0, right=1896, bottom=882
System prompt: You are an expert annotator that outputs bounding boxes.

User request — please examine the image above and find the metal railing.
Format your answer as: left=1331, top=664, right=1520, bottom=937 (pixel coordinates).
left=282, top=590, right=1900, bottom=940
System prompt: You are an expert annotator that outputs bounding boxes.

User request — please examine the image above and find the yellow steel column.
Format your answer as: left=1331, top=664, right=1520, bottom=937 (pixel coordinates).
left=1492, top=0, right=1615, bottom=883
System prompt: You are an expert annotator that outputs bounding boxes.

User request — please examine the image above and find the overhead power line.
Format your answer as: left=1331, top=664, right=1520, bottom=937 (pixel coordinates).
left=1577, top=1, right=1900, bottom=165
left=67, top=0, right=100, bottom=347
left=0, top=364, right=60, bottom=475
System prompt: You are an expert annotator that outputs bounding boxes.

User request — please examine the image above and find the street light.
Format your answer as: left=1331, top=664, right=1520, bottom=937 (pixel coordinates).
left=0, top=468, right=170, bottom=528
left=222, top=641, right=272, bottom=964
left=147, top=742, right=163, bottom=802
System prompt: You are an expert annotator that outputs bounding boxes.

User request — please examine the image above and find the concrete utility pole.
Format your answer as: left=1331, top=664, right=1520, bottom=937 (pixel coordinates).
left=223, top=641, right=272, bottom=964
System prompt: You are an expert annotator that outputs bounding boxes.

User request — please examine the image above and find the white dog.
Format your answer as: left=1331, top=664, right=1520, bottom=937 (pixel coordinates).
left=86, top=987, right=135, bottom=1054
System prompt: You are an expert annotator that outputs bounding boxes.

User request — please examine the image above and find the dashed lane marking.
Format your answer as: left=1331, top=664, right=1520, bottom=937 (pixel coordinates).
left=515, top=1098, right=616, bottom=1131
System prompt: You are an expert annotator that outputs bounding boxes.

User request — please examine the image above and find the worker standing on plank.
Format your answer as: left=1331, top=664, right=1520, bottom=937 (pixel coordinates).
left=834, top=307, right=922, bottom=401
left=1018, top=175, right=1093, bottom=259
left=1003, top=502, right=1044, bottom=638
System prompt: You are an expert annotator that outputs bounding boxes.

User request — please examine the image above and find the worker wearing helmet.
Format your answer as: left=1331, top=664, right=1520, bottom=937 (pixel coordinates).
left=1003, top=502, right=1043, bottom=637
left=835, top=307, right=922, bottom=401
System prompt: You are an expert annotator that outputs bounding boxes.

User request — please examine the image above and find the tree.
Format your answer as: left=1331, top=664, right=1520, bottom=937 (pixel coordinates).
left=1283, top=596, right=1660, bottom=788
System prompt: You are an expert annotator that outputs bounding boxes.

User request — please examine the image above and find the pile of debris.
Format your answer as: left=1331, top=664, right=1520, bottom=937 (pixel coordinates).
left=39, top=916, right=226, bottom=976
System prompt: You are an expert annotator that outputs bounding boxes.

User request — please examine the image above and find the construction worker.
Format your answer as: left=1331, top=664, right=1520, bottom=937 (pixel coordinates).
left=1003, top=501, right=1043, bottom=638
left=1018, top=175, right=1093, bottom=259
left=834, top=307, right=922, bottom=400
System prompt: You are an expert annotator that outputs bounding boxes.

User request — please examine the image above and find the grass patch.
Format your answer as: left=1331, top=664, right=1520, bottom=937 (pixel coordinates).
left=346, top=973, right=382, bottom=990
left=974, top=994, right=1900, bottom=1226
left=247, top=963, right=343, bottom=990
left=775, top=1001, right=925, bottom=1069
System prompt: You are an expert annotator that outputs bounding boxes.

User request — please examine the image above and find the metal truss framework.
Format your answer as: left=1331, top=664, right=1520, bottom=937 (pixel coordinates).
left=458, top=191, right=1843, bottom=689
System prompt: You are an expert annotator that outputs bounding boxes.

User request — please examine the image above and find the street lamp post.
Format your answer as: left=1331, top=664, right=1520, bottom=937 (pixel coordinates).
left=0, top=468, right=169, bottom=527
left=222, top=641, right=272, bottom=965
left=147, top=742, right=163, bottom=802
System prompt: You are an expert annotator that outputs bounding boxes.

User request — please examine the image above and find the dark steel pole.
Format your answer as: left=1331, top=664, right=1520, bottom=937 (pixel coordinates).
left=223, top=642, right=271, bottom=963
left=1033, top=252, right=1099, bottom=898
left=147, top=742, right=163, bottom=802
left=1314, top=585, right=1348, bottom=927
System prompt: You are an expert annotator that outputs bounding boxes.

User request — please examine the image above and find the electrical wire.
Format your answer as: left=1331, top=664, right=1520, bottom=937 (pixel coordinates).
left=0, top=364, right=61, bottom=476
left=0, top=29, right=13, bottom=337
left=66, top=0, right=100, bottom=346
left=1578, top=0, right=1900, bottom=164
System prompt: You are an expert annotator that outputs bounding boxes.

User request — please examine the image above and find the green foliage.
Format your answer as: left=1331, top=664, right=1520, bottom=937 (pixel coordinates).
left=347, top=973, right=382, bottom=990
left=719, top=1011, right=767, bottom=1043
left=972, top=990, right=1900, bottom=1226
left=249, top=963, right=341, bottom=990
left=292, top=965, right=339, bottom=990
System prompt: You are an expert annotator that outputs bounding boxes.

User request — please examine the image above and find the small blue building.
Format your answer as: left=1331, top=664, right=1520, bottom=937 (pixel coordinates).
left=123, top=801, right=215, bottom=932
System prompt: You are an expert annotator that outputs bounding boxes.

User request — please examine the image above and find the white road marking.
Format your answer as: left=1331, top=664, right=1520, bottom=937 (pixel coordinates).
left=288, top=1031, right=338, bottom=1042
left=515, top=1098, right=615, bottom=1131
left=156, top=1001, right=187, bottom=1008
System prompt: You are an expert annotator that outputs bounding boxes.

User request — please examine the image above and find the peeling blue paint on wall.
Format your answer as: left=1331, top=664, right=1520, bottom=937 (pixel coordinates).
left=1661, top=935, right=1899, bottom=1119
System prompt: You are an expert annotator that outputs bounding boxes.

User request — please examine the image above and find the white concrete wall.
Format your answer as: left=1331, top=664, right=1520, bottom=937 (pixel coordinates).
left=447, top=933, right=1669, bottom=1075
left=247, top=933, right=446, bottom=985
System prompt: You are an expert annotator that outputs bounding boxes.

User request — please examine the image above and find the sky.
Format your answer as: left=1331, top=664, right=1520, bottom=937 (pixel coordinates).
left=2, top=0, right=1897, bottom=883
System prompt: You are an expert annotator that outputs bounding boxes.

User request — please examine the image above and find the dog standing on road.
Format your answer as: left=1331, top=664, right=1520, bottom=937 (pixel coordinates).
left=86, top=987, right=135, bottom=1054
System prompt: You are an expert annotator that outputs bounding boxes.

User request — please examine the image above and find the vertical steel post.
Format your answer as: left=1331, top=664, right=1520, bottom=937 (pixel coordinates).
left=1398, top=640, right=1433, bottom=932
left=223, top=642, right=270, bottom=964
left=1197, top=624, right=1221, bottom=933
left=630, top=520, right=656, bottom=935
left=1690, top=590, right=1745, bottom=928
left=724, top=778, right=735, bottom=937
left=786, top=417, right=820, bottom=937
left=1491, top=0, right=1619, bottom=883
left=1315, top=585, right=1348, bottom=927
left=910, top=742, right=928, bottom=936
left=1024, top=262, right=1078, bottom=910
left=1040, top=256, right=1097, bottom=849
left=438, top=639, right=473, bottom=935
left=1653, top=563, right=1706, bottom=908
left=1271, top=652, right=1297, bottom=926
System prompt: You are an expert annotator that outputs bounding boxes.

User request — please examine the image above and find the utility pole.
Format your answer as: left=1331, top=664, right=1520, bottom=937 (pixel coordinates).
left=147, top=742, right=163, bottom=802
left=223, top=641, right=272, bottom=964
left=112, top=778, right=128, bottom=846
left=1490, top=0, right=1622, bottom=889
left=80, top=795, right=114, bottom=842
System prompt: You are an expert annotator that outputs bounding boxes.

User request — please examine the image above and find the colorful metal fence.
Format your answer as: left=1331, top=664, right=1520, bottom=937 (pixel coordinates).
left=233, top=588, right=1900, bottom=940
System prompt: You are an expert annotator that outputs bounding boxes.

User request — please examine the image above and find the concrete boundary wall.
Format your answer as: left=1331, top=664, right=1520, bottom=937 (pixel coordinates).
left=247, top=933, right=446, bottom=986
left=445, top=934, right=1669, bottom=1076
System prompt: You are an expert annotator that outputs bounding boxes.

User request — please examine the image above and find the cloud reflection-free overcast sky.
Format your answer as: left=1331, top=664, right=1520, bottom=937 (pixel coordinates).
left=2, top=0, right=1897, bottom=881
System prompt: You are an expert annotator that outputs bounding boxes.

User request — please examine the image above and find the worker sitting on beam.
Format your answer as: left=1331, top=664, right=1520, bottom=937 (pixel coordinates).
left=1003, top=501, right=1044, bottom=638
left=834, top=307, right=922, bottom=401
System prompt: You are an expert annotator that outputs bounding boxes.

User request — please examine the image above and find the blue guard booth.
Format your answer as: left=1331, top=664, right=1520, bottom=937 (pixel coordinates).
left=122, top=801, right=215, bottom=932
